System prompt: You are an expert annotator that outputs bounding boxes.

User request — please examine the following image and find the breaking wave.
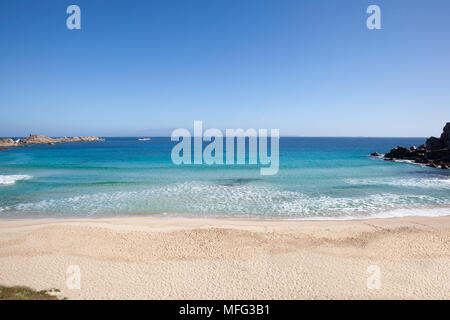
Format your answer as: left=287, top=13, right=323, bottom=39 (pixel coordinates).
left=0, top=175, right=32, bottom=186
left=345, top=177, right=450, bottom=189
left=1, top=181, right=449, bottom=219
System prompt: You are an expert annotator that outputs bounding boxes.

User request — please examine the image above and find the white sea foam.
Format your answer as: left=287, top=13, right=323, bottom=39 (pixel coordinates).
left=1, top=181, right=449, bottom=219
left=293, top=207, right=450, bottom=220
left=345, top=177, right=450, bottom=189
left=0, top=175, right=32, bottom=186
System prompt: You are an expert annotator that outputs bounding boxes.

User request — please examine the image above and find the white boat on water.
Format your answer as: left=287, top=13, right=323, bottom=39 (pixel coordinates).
left=138, top=138, right=151, bottom=141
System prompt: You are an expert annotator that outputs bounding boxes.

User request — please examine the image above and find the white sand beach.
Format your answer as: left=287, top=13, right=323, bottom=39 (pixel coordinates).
left=0, top=215, right=449, bottom=299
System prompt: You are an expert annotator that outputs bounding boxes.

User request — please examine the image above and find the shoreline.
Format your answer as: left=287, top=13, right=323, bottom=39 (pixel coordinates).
left=2, top=211, right=450, bottom=225
left=1, top=205, right=449, bottom=222
left=1, top=215, right=449, bottom=299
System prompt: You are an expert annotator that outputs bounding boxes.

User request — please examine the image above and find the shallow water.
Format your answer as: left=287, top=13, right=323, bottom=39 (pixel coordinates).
left=0, top=137, right=449, bottom=219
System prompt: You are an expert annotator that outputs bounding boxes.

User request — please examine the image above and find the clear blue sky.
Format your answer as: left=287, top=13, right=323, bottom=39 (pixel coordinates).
left=1, top=0, right=449, bottom=137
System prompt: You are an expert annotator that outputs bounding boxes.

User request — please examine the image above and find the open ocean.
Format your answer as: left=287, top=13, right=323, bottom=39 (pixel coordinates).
left=0, top=137, right=449, bottom=219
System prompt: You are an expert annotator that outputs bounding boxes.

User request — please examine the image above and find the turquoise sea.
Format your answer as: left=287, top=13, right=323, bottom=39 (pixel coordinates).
left=0, top=137, right=449, bottom=219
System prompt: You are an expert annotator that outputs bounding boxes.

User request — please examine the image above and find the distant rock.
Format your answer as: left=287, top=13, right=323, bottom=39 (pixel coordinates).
left=18, top=134, right=54, bottom=145
left=0, top=138, right=16, bottom=147
left=79, top=136, right=102, bottom=142
left=372, top=122, right=450, bottom=170
left=370, top=152, right=381, bottom=157
left=0, top=134, right=104, bottom=149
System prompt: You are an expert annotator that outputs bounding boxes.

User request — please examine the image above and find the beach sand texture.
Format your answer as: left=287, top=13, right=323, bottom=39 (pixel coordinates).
left=0, top=216, right=449, bottom=299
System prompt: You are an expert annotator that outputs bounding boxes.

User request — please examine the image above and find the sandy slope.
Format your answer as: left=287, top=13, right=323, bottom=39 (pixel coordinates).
left=0, top=215, right=449, bottom=299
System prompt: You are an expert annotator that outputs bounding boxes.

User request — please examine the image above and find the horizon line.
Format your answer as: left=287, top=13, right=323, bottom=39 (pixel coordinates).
left=2, top=135, right=429, bottom=139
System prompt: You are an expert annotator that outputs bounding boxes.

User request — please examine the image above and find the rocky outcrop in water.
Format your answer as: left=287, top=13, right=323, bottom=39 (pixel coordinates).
left=440, top=122, right=450, bottom=148
left=0, top=138, right=16, bottom=147
left=0, top=134, right=104, bottom=148
left=371, top=122, right=450, bottom=170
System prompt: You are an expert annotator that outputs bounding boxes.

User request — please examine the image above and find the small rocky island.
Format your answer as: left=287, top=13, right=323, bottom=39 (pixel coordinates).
left=371, top=122, right=450, bottom=169
left=0, top=134, right=104, bottom=149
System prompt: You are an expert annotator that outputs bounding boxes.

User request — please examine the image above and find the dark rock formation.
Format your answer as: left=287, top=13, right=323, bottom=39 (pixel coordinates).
left=372, top=122, right=450, bottom=170
left=425, top=137, right=445, bottom=151
left=0, top=134, right=104, bottom=148
left=440, top=122, right=450, bottom=148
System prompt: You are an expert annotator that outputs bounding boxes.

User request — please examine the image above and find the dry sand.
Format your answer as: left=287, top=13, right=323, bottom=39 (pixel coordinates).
left=0, top=215, right=449, bottom=299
